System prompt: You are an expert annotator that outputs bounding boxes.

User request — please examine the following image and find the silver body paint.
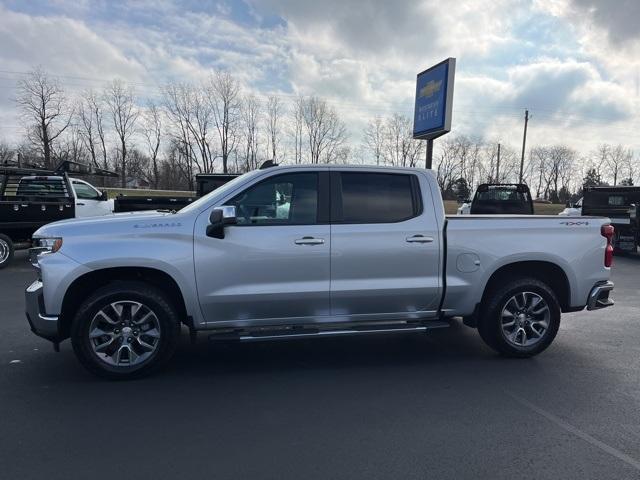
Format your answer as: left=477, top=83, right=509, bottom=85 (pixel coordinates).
left=29, top=165, right=612, bottom=336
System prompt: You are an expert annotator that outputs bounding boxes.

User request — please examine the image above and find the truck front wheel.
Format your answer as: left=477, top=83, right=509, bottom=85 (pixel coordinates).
left=478, top=277, right=561, bottom=357
left=0, top=234, right=14, bottom=270
left=71, top=281, right=181, bottom=379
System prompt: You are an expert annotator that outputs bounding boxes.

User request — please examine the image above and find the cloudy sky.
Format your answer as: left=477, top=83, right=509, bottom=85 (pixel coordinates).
left=0, top=0, right=639, bottom=157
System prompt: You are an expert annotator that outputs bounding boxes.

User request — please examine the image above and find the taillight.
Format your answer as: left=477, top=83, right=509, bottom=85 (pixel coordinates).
left=601, top=224, right=614, bottom=267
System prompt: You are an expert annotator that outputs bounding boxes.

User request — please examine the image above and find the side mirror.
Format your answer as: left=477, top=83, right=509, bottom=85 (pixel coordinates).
left=101, top=190, right=108, bottom=201
left=206, top=206, right=237, bottom=239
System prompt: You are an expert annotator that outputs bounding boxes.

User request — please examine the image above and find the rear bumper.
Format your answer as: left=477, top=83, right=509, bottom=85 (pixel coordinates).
left=587, top=281, right=614, bottom=311
left=25, top=280, right=60, bottom=342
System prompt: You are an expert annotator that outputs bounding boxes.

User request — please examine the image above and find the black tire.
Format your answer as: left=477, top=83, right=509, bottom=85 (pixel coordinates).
left=478, top=277, right=561, bottom=358
left=71, top=281, right=181, bottom=380
left=0, top=234, right=14, bottom=270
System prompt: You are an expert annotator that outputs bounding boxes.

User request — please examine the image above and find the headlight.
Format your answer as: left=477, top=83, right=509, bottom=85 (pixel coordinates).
left=30, top=237, right=63, bottom=268
left=33, top=237, right=63, bottom=253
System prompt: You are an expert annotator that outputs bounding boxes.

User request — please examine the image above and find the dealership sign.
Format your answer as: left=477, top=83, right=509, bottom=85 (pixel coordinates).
left=413, top=58, right=456, bottom=140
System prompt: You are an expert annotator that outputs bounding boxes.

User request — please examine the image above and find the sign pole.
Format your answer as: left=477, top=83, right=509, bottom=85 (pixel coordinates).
left=425, top=139, right=434, bottom=169
left=519, top=109, right=529, bottom=183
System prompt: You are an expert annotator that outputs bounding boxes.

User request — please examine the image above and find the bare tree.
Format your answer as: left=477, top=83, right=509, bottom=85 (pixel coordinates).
left=530, top=146, right=550, bottom=199
left=77, top=89, right=109, bottom=172
left=300, top=96, right=348, bottom=164
left=188, top=84, right=215, bottom=173
left=241, top=95, right=261, bottom=172
left=209, top=71, right=241, bottom=173
left=57, top=125, right=87, bottom=164
left=16, top=67, right=72, bottom=168
left=363, top=116, right=385, bottom=165
left=104, top=80, right=139, bottom=187
left=291, top=96, right=305, bottom=164
left=266, top=96, right=283, bottom=162
left=481, top=141, right=518, bottom=185
left=382, top=113, right=422, bottom=167
left=591, top=144, right=610, bottom=179
left=162, top=83, right=198, bottom=188
left=142, top=100, right=162, bottom=188
left=537, top=145, right=575, bottom=202
left=125, top=148, right=150, bottom=187
left=606, top=144, right=632, bottom=185
left=436, top=136, right=463, bottom=195
left=0, top=141, right=14, bottom=165
left=624, top=151, right=637, bottom=185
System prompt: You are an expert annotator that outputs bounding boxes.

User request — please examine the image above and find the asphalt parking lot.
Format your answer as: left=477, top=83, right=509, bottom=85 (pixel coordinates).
left=1, top=251, right=639, bottom=480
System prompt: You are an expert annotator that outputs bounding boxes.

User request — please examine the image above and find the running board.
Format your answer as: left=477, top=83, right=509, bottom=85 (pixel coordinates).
left=208, top=321, right=450, bottom=343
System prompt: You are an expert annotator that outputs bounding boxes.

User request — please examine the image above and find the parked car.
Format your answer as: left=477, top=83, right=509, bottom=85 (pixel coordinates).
left=26, top=165, right=614, bottom=379
left=0, top=162, right=116, bottom=269
left=582, top=186, right=639, bottom=253
left=457, top=183, right=534, bottom=215
left=113, top=173, right=239, bottom=213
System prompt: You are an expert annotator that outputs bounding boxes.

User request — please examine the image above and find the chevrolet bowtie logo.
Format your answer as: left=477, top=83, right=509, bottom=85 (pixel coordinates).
left=419, top=80, right=442, bottom=98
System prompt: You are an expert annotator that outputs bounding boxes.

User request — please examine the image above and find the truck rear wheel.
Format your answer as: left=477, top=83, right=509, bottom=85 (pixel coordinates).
left=478, top=277, right=561, bottom=357
left=71, top=281, right=181, bottom=379
left=0, top=234, right=14, bottom=270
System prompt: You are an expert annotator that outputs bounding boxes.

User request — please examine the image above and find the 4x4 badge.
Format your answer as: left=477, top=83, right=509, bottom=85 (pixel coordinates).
left=559, top=221, right=589, bottom=226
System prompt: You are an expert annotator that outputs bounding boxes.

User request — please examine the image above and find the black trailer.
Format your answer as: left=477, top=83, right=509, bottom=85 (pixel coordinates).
left=113, top=173, right=239, bottom=213
left=582, top=186, right=640, bottom=253
left=113, top=195, right=196, bottom=213
left=196, top=173, right=239, bottom=197
left=0, top=161, right=117, bottom=268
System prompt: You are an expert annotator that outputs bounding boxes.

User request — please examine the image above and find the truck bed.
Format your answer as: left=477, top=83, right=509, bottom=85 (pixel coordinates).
left=443, top=214, right=609, bottom=316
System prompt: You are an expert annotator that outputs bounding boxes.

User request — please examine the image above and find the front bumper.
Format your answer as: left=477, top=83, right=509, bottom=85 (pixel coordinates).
left=25, top=280, right=60, bottom=342
left=587, top=281, right=614, bottom=311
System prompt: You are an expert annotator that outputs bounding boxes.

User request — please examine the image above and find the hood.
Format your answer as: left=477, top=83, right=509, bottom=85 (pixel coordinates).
left=33, top=210, right=177, bottom=238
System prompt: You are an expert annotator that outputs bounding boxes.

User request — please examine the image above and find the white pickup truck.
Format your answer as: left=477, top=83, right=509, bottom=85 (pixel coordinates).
left=0, top=174, right=114, bottom=269
left=25, top=165, right=615, bottom=379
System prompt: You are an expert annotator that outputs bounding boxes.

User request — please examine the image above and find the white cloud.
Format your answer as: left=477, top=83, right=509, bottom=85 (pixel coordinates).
left=0, top=6, right=144, bottom=82
left=0, top=0, right=639, bottom=159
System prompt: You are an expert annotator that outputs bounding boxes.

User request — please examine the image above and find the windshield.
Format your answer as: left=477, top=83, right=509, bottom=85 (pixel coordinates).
left=179, top=170, right=262, bottom=214
left=471, top=186, right=532, bottom=214
left=475, top=188, right=530, bottom=204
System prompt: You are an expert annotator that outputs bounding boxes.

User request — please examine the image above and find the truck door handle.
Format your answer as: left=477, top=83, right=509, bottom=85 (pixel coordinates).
left=76, top=202, right=85, bottom=206
left=406, top=235, right=434, bottom=244
left=294, top=236, right=325, bottom=246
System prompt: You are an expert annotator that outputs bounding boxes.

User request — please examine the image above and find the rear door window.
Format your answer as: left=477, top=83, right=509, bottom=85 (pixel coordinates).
left=335, top=172, right=420, bottom=224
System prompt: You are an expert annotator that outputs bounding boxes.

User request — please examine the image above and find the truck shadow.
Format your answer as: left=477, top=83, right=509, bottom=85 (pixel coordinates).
left=16, top=319, right=611, bottom=396
left=162, top=320, right=585, bottom=383
left=173, top=320, right=490, bottom=375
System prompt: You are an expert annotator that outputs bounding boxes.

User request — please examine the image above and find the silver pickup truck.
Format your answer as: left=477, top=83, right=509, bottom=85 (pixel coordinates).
left=25, top=165, right=615, bottom=379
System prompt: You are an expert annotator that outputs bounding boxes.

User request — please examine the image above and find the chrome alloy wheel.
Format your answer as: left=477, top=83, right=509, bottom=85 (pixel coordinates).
left=0, top=238, right=9, bottom=265
left=88, top=301, right=162, bottom=367
left=501, top=292, right=550, bottom=348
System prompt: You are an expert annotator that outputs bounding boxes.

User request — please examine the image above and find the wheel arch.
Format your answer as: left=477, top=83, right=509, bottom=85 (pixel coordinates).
left=481, top=260, right=571, bottom=312
left=58, top=266, right=189, bottom=340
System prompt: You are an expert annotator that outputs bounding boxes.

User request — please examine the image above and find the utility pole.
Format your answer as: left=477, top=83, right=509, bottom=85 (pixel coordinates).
left=519, top=109, right=529, bottom=183
left=425, top=139, right=434, bottom=169
left=496, top=143, right=501, bottom=182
